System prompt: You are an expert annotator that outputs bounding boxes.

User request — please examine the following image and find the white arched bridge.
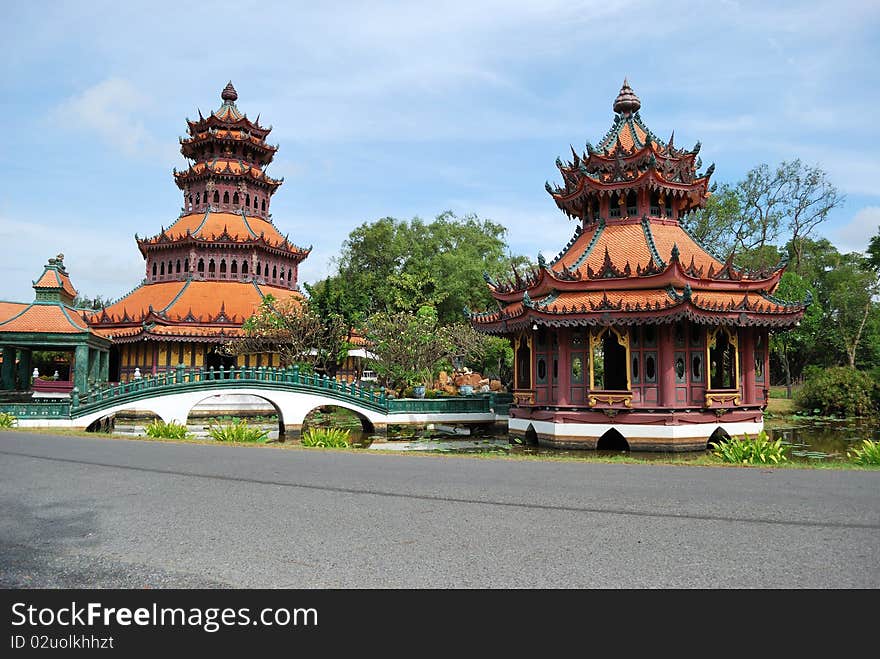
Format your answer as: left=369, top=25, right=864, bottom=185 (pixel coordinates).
left=2, top=365, right=511, bottom=436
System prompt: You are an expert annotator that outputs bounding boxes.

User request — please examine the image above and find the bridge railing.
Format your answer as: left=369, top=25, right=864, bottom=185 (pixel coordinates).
left=0, top=364, right=513, bottom=420
left=73, top=365, right=390, bottom=416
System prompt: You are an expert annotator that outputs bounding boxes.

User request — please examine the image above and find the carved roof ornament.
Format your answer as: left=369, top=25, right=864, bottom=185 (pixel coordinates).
left=221, top=81, right=238, bottom=103
left=612, top=78, right=641, bottom=116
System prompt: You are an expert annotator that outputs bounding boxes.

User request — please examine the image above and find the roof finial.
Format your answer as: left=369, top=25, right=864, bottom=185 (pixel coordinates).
left=221, top=81, right=238, bottom=102
left=613, top=77, right=640, bottom=116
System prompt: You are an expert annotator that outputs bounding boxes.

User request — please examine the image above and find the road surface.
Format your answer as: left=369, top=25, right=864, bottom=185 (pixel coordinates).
left=1, top=431, right=877, bottom=588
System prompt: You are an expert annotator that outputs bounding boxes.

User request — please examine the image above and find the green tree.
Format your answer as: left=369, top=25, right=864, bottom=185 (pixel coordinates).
left=685, top=161, right=843, bottom=272
left=770, top=272, right=821, bottom=396
left=823, top=254, right=878, bottom=368
left=363, top=305, right=491, bottom=395
left=221, top=295, right=349, bottom=376
left=73, top=293, right=110, bottom=310
left=320, top=211, right=528, bottom=325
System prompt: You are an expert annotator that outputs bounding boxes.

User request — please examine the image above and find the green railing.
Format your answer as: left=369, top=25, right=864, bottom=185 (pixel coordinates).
left=0, top=365, right=514, bottom=421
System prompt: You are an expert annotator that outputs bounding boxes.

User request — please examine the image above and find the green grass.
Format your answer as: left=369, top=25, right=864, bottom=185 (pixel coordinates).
left=0, top=412, right=16, bottom=428
left=144, top=420, right=190, bottom=439
left=207, top=419, right=269, bottom=443
left=301, top=427, right=351, bottom=448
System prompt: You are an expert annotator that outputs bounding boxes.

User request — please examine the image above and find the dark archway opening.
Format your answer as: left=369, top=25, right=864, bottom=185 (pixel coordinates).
left=710, top=331, right=736, bottom=389
left=596, top=428, right=629, bottom=451
left=516, top=342, right=531, bottom=389
left=602, top=332, right=628, bottom=390
left=707, top=426, right=731, bottom=450
left=522, top=424, right=539, bottom=446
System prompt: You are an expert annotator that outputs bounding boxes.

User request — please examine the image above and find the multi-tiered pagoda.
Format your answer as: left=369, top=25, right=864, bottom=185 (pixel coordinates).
left=89, top=83, right=310, bottom=380
left=469, top=80, right=806, bottom=451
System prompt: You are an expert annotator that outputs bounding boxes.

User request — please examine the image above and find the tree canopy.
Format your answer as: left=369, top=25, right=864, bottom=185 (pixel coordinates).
left=684, top=160, right=843, bottom=272
left=310, top=210, right=528, bottom=326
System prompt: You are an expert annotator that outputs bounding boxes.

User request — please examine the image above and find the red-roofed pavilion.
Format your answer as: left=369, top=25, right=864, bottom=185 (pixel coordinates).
left=468, top=81, right=808, bottom=451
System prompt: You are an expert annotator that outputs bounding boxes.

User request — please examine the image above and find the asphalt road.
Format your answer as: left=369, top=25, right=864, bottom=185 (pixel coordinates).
left=1, top=431, right=878, bottom=588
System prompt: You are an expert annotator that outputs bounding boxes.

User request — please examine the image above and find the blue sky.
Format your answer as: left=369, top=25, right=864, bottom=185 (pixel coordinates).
left=2, top=0, right=879, bottom=303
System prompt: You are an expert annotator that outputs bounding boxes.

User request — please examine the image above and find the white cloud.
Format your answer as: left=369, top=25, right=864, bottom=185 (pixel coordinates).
left=52, top=78, right=170, bottom=158
left=832, top=206, right=880, bottom=254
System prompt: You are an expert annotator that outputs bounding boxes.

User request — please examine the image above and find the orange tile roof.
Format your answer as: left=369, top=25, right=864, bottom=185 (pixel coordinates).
left=92, top=280, right=302, bottom=326
left=149, top=212, right=291, bottom=248
left=690, top=290, right=788, bottom=313
left=32, top=269, right=78, bottom=298
left=0, top=301, right=28, bottom=324
left=650, top=224, right=723, bottom=272
left=0, top=303, right=89, bottom=334
left=553, top=221, right=722, bottom=277
left=33, top=270, right=59, bottom=289
left=98, top=281, right=188, bottom=321
left=535, top=288, right=673, bottom=313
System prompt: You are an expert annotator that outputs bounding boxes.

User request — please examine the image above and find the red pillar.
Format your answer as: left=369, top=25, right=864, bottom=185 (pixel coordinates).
left=659, top=324, right=676, bottom=407
left=556, top=328, right=570, bottom=405
left=741, top=328, right=755, bottom=405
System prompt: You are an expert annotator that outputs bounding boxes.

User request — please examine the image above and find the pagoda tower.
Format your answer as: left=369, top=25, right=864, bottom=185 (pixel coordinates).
left=89, top=83, right=311, bottom=381
left=468, top=80, right=807, bottom=451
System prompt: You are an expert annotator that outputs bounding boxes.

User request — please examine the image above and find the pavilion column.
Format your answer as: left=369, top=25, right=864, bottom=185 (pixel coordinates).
left=88, top=348, right=99, bottom=389
left=16, top=349, right=32, bottom=390
left=741, top=328, right=755, bottom=405
left=73, top=344, right=89, bottom=394
left=658, top=324, right=676, bottom=407
left=556, top=328, right=571, bottom=405
left=1, top=346, right=15, bottom=390
left=99, top=350, right=109, bottom=383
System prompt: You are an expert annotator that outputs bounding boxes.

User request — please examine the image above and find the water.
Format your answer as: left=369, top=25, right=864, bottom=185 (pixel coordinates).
left=112, top=412, right=878, bottom=463
left=349, top=418, right=879, bottom=463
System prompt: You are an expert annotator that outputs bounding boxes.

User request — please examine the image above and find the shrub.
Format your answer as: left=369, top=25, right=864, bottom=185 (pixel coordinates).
left=847, top=439, right=880, bottom=466
left=207, top=419, right=269, bottom=443
left=710, top=430, right=789, bottom=465
left=794, top=367, right=878, bottom=417
left=0, top=412, right=17, bottom=428
left=144, top=419, right=190, bottom=439
left=301, top=427, right=351, bottom=448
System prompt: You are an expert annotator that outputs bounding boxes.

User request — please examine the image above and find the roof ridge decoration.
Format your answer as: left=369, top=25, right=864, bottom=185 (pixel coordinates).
left=534, top=290, right=560, bottom=309
left=586, top=246, right=630, bottom=279
left=58, top=303, right=88, bottom=330
left=550, top=224, right=583, bottom=266
left=613, top=78, right=640, bottom=116
left=158, top=279, right=191, bottom=314
left=569, top=218, right=606, bottom=271
left=640, top=215, right=666, bottom=268
left=240, top=209, right=259, bottom=239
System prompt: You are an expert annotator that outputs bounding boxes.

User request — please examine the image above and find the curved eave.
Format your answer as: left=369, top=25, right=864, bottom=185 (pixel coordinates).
left=553, top=168, right=710, bottom=207
left=136, top=234, right=311, bottom=259
left=173, top=167, right=283, bottom=189
left=186, top=114, right=270, bottom=138
left=470, top=300, right=806, bottom=334
left=559, top=143, right=697, bottom=177
left=180, top=135, right=278, bottom=152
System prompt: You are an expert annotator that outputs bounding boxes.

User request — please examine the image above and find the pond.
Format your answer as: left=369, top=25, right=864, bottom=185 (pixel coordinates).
left=112, top=404, right=878, bottom=464
left=346, top=416, right=880, bottom=463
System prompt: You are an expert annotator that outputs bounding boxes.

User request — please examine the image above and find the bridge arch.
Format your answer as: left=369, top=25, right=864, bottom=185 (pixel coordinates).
left=302, top=403, right=375, bottom=435
left=186, top=393, right=285, bottom=438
